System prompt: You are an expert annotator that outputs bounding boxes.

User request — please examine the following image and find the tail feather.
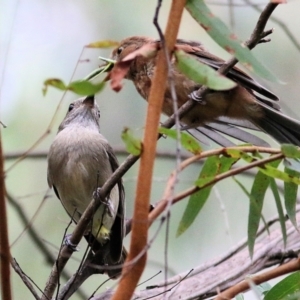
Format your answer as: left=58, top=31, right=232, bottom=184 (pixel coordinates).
left=84, top=234, right=127, bottom=279
left=256, top=103, right=300, bottom=146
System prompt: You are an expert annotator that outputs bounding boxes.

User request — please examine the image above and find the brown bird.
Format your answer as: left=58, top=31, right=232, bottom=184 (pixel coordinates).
left=111, top=36, right=300, bottom=147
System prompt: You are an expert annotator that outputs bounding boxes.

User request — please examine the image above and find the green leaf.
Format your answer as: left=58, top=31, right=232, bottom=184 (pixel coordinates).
left=177, top=155, right=238, bottom=236
left=284, top=167, right=299, bottom=228
left=68, top=80, right=105, bottom=95
left=43, top=79, right=66, bottom=95
left=281, top=144, right=300, bottom=159
left=283, top=158, right=300, bottom=173
left=264, top=272, right=300, bottom=300
left=195, top=176, right=216, bottom=188
left=159, top=127, right=202, bottom=154
left=234, top=176, right=268, bottom=256
left=260, top=164, right=300, bottom=185
left=86, top=40, right=119, bottom=48
left=84, top=59, right=115, bottom=81
left=177, top=155, right=219, bottom=237
left=121, top=128, right=142, bottom=156
left=43, top=79, right=105, bottom=96
left=174, top=50, right=236, bottom=90
left=248, top=170, right=270, bottom=257
left=269, top=178, right=287, bottom=247
left=246, top=159, right=281, bottom=257
left=185, top=0, right=279, bottom=82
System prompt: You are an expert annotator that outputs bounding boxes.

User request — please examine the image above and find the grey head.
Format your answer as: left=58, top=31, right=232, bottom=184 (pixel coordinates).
left=58, top=95, right=100, bottom=132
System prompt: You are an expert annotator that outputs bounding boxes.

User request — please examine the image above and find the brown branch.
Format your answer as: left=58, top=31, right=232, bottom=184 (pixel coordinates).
left=91, top=210, right=300, bottom=299
left=3, top=148, right=195, bottom=161
left=112, top=1, right=187, bottom=300
left=149, top=147, right=283, bottom=224
left=11, top=259, right=40, bottom=300
left=6, top=192, right=88, bottom=300
left=215, top=257, right=300, bottom=300
left=244, top=0, right=300, bottom=51
left=0, top=131, right=12, bottom=300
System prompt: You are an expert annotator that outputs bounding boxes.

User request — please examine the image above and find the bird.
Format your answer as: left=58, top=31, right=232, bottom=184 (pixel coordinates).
left=47, top=95, right=126, bottom=278
left=110, top=36, right=300, bottom=147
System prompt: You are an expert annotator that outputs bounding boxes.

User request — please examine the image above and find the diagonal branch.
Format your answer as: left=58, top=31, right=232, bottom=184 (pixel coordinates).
left=93, top=209, right=300, bottom=300
left=111, top=1, right=187, bottom=300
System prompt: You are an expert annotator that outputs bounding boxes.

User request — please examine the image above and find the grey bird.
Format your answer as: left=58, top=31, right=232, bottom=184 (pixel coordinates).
left=47, top=95, right=126, bottom=278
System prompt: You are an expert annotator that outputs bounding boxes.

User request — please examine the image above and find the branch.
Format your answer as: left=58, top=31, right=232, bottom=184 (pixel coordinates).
left=11, top=259, right=40, bottom=300
left=0, top=131, right=12, bottom=300
left=149, top=146, right=282, bottom=224
left=93, top=210, right=300, bottom=299
left=244, top=0, right=300, bottom=51
left=111, top=1, right=187, bottom=300
left=3, top=148, right=195, bottom=161
left=6, top=192, right=88, bottom=299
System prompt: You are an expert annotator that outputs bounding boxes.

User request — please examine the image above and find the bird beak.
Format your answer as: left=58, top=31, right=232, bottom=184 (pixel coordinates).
left=83, top=57, right=116, bottom=81
left=83, top=95, right=95, bottom=108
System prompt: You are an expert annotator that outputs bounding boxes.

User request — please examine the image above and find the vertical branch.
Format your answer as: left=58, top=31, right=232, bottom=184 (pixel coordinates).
left=0, top=130, right=12, bottom=300
left=111, top=1, right=186, bottom=299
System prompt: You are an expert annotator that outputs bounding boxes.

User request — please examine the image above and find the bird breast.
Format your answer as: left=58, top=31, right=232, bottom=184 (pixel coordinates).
left=48, top=126, right=113, bottom=220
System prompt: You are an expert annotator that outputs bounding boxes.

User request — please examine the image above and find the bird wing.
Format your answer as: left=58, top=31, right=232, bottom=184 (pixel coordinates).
left=175, top=41, right=279, bottom=103
left=106, top=145, right=125, bottom=263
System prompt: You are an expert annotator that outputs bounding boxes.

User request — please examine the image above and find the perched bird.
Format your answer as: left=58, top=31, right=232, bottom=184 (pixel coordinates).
left=47, top=95, right=125, bottom=278
left=111, top=36, right=300, bottom=147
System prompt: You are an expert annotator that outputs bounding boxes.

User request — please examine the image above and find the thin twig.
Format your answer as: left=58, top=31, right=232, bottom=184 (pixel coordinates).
left=244, top=0, right=300, bottom=51
left=3, top=148, right=195, bottom=161
left=11, top=259, right=41, bottom=300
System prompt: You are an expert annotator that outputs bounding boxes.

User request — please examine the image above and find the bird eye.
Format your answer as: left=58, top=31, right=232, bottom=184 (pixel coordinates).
left=117, top=47, right=124, bottom=55
left=68, top=103, right=75, bottom=112
left=97, top=110, right=100, bottom=119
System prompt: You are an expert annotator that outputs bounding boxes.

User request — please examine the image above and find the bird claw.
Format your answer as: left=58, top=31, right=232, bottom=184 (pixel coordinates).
left=93, top=187, right=114, bottom=218
left=105, top=199, right=114, bottom=218
left=64, top=234, right=79, bottom=252
left=188, top=91, right=206, bottom=105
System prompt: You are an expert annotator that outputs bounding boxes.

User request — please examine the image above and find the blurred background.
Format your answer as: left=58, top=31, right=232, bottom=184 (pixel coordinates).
left=1, top=0, right=300, bottom=299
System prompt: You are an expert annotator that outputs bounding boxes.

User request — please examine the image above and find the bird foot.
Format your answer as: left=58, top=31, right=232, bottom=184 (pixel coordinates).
left=64, top=234, right=80, bottom=252
left=93, top=187, right=114, bottom=218
left=188, top=91, right=206, bottom=105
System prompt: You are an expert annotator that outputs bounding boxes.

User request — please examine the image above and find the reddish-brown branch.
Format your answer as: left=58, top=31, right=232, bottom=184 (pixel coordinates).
left=0, top=131, right=12, bottom=300
left=111, top=1, right=187, bottom=299
left=149, top=148, right=283, bottom=225
left=215, top=258, right=300, bottom=300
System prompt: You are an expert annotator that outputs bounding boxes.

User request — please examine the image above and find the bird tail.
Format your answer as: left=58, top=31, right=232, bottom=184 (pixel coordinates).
left=103, top=246, right=128, bottom=279
left=256, top=103, right=300, bottom=146
left=84, top=235, right=127, bottom=279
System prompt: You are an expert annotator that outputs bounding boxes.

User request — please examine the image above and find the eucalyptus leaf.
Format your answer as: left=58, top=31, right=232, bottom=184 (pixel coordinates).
left=177, top=155, right=238, bottom=236
left=284, top=167, right=299, bottom=228
left=264, top=272, right=300, bottom=300
left=185, top=0, right=279, bottom=82
left=175, top=50, right=236, bottom=90
left=159, top=127, right=202, bottom=154
left=43, top=79, right=105, bottom=96
left=121, top=128, right=142, bottom=156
